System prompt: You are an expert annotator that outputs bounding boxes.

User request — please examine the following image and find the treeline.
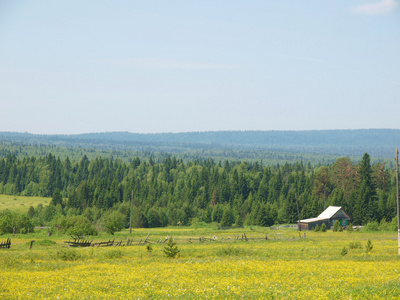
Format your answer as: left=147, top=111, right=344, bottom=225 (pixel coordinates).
left=0, top=152, right=398, bottom=234
left=0, top=140, right=350, bottom=166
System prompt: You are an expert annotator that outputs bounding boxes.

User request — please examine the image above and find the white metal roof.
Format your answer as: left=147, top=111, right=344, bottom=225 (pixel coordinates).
left=298, top=206, right=342, bottom=223
left=317, top=206, right=342, bottom=219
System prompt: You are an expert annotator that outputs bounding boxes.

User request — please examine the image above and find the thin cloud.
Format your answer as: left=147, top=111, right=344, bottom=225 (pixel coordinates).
left=353, top=0, right=399, bottom=15
left=104, top=58, right=249, bottom=70
left=275, top=54, right=330, bottom=65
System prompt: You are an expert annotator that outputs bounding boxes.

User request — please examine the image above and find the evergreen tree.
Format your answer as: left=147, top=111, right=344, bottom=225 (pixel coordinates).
left=220, top=205, right=234, bottom=227
left=163, top=237, right=179, bottom=258
left=357, top=153, right=377, bottom=224
left=332, top=220, right=341, bottom=232
left=50, top=188, right=63, bottom=207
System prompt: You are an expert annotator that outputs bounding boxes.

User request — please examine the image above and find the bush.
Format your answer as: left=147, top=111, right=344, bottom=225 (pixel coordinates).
left=314, top=224, right=320, bottom=232
left=364, top=221, right=379, bottom=232
left=349, top=241, right=361, bottom=249
left=347, top=222, right=354, bottom=232
left=191, top=217, right=199, bottom=229
left=55, top=248, right=82, bottom=261
left=341, top=246, right=348, bottom=256
left=390, top=217, right=398, bottom=231
left=146, top=244, right=153, bottom=255
left=52, top=215, right=97, bottom=236
left=100, top=211, right=125, bottom=235
left=381, top=217, right=399, bottom=231
left=0, top=210, right=34, bottom=234
left=321, top=223, right=326, bottom=232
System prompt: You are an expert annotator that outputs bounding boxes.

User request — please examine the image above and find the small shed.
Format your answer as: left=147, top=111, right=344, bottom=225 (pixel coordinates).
left=297, top=206, right=352, bottom=231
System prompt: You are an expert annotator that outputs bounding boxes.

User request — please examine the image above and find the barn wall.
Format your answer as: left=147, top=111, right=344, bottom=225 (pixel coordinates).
left=299, top=219, right=330, bottom=231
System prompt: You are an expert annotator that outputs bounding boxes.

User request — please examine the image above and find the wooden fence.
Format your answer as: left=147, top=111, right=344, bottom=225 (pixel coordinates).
left=270, top=225, right=297, bottom=230
left=64, top=236, right=93, bottom=247
left=0, top=238, right=11, bottom=249
left=63, top=231, right=306, bottom=248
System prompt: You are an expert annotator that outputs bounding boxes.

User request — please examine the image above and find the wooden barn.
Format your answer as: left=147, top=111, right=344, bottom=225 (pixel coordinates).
left=297, top=206, right=352, bottom=231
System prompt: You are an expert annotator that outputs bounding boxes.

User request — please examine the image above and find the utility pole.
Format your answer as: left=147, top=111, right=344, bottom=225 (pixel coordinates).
left=295, top=193, right=300, bottom=231
left=130, top=189, right=133, bottom=234
left=396, top=149, right=400, bottom=255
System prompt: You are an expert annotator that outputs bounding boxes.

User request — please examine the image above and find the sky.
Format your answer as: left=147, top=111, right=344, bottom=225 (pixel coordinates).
left=0, top=0, right=399, bottom=134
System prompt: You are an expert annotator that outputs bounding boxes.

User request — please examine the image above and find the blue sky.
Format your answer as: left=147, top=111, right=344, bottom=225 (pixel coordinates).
left=0, top=0, right=399, bottom=134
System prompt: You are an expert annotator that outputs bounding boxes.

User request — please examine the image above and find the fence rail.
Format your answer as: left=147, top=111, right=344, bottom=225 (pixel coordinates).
left=63, top=230, right=306, bottom=248
left=270, top=225, right=297, bottom=230
left=0, top=238, right=11, bottom=249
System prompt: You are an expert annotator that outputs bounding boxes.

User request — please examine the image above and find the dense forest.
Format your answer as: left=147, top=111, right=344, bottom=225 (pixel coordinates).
left=0, top=149, right=397, bottom=235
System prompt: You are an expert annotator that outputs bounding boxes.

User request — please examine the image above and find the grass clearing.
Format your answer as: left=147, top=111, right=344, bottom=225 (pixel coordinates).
left=0, top=194, right=49, bottom=212
left=1, top=228, right=400, bottom=299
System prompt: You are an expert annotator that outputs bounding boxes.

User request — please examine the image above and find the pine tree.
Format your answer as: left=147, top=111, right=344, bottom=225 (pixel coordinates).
left=220, top=205, right=234, bottom=227
left=357, top=153, right=377, bottom=224
left=163, top=237, right=179, bottom=258
left=332, top=220, right=341, bottom=232
left=50, top=188, right=63, bottom=207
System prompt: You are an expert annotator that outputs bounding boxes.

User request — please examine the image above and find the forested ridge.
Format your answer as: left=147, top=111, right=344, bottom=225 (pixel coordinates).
left=1, top=129, right=399, bottom=158
left=0, top=150, right=397, bottom=234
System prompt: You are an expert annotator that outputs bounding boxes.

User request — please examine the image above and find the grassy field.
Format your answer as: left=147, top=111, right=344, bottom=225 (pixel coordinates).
left=0, top=194, right=49, bottom=212
left=1, top=227, right=400, bottom=299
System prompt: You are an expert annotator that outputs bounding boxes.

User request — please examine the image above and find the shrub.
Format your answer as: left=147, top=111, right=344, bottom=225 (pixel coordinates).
left=347, top=222, right=354, bottom=232
left=56, top=248, right=82, bottom=261
left=100, top=211, right=125, bottom=235
left=365, top=239, right=373, bottom=253
left=321, top=223, right=326, bottom=232
left=52, top=215, right=97, bottom=236
left=332, top=220, right=341, bottom=232
left=341, top=246, right=348, bottom=256
left=163, top=237, right=179, bottom=258
left=314, top=224, right=320, bottom=232
left=146, top=243, right=153, bottom=255
left=364, top=221, right=379, bottom=232
left=349, top=241, right=361, bottom=249
left=191, top=217, right=199, bottom=229
left=0, top=210, right=34, bottom=234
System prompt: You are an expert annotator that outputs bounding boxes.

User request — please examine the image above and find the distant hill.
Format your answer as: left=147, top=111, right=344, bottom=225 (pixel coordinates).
left=1, top=129, right=399, bottom=159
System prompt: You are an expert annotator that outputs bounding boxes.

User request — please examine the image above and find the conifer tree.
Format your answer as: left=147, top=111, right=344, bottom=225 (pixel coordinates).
left=332, top=220, right=341, bottom=232
left=163, top=237, right=179, bottom=258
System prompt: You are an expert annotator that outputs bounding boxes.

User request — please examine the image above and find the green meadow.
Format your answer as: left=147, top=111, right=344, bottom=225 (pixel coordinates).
left=0, top=194, right=49, bottom=213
